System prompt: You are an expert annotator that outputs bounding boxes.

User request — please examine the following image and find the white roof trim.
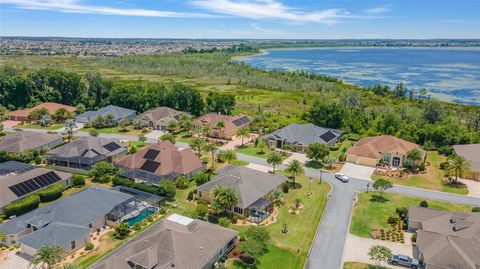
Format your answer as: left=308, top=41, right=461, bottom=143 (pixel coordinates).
left=167, top=214, right=194, bottom=226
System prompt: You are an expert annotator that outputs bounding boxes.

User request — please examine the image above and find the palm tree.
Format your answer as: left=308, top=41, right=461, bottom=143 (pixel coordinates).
left=201, top=124, right=212, bottom=139
left=236, top=127, right=251, bottom=147
left=445, top=155, right=472, bottom=183
left=203, top=142, right=217, bottom=168
left=406, top=148, right=423, bottom=167
left=221, top=149, right=237, bottom=164
left=216, top=120, right=225, bottom=140
left=212, top=185, right=239, bottom=213
left=191, top=138, right=205, bottom=156
left=167, top=120, right=178, bottom=133
left=267, top=152, right=283, bottom=173
left=64, top=119, right=77, bottom=141
left=285, top=159, right=305, bottom=188
left=30, top=245, right=63, bottom=269
left=105, top=114, right=115, bottom=131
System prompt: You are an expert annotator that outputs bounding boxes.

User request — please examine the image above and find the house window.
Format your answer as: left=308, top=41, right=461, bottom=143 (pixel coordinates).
left=71, top=240, right=76, bottom=250
left=198, top=191, right=202, bottom=197
left=383, top=154, right=390, bottom=163
left=234, top=207, right=243, bottom=215
left=89, top=223, right=93, bottom=228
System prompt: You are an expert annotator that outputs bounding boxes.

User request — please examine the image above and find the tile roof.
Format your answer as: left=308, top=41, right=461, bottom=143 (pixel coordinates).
left=0, top=131, right=63, bottom=153
left=116, top=141, right=204, bottom=183
left=197, top=165, right=287, bottom=209
left=409, top=206, right=480, bottom=269
left=194, top=112, right=250, bottom=135
left=346, top=135, right=421, bottom=159
left=0, top=161, right=71, bottom=208
left=136, top=107, right=189, bottom=126
left=9, top=102, right=76, bottom=118
left=262, top=123, right=343, bottom=146
left=90, top=214, right=237, bottom=269
left=453, top=144, right=480, bottom=171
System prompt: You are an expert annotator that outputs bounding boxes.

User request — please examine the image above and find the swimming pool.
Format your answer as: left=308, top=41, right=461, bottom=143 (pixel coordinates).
left=125, top=207, right=158, bottom=226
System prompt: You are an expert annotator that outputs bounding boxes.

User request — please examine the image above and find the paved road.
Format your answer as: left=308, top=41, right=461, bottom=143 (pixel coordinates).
left=237, top=153, right=480, bottom=269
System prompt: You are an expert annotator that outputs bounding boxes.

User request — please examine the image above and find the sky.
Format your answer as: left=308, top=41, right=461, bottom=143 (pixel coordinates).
left=0, top=0, right=479, bottom=39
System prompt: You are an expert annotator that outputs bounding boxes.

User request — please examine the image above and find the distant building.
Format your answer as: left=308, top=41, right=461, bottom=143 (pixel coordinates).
left=136, top=106, right=190, bottom=131
left=0, top=131, right=63, bottom=153
left=9, top=102, right=77, bottom=122
left=45, top=137, right=127, bottom=173
left=408, top=206, right=480, bottom=269
left=346, top=135, right=422, bottom=167
left=262, top=123, right=343, bottom=152
left=194, top=112, right=250, bottom=139
left=76, top=105, right=136, bottom=124
left=90, top=214, right=237, bottom=269
left=453, top=144, right=480, bottom=181
left=116, top=140, right=205, bottom=184
left=197, top=165, right=287, bottom=223
left=0, top=161, right=72, bottom=211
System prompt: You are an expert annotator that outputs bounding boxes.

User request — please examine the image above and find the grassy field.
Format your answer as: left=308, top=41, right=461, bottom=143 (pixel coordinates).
left=235, top=143, right=286, bottom=161
left=343, top=262, right=386, bottom=269
left=372, top=151, right=468, bottom=195
left=80, top=126, right=147, bottom=136
left=350, top=191, right=473, bottom=238
left=18, top=123, right=64, bottom=130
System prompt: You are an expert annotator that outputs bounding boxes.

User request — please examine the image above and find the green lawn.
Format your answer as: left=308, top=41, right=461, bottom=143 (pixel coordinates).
left=372, top=151, right=468, bottom=195
left=329, top=140, right=354, bottom=159
left=80, top=126, right=147, bottom=136
left=343, top=262, right=386, bottom=269
left=175, top=131, right=194, bottom=144
left=19, top=123, right=64, bottom=130
left=227, top=245, right=302, bottom=269
left=350, top=191, right=474, bottom=238
left=235, top=143, right=286, bottom=161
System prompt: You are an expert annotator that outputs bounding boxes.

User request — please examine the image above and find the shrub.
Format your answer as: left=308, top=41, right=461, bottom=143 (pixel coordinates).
left=146, top=216, right=154, bottom=222
left=218, top=217, right=230, bottom=227
left=418, top=162, right=426, bottom=172
left=387, top=216, right=400, bottom=225
left=396, top=207, right=408, bottom=220
left=158, top=180, right=176, bottom=200
left=472, top=207, right=480, bottom=212
left=159, top=207, right=167, bottom=214
left=439, top=162, right=448, bottom=170
left=132, top=223, right=142, bottom=231
left=411, top=233, right=417, bottom=243
left=187, top=191, right=194, bottom=201
left=231, top=214, right=238, bottom=224
left=195, top=204, right=209, bottom=219
left=419, top=200, right=429, bottom=208
left=175, top=176, right=189, bottom=189
left=113, top=222, right=130, bottom=240
left=88, top=161, right=116, bottom=183
left=194, top=172, right=210, bottom=186
left=72, top=175, right=86, bottom=187
left=129, top=146, right=137, bottom=154
left=4, top=194, right=40, bottom=217
left=34, top=155, right=44, bottom=164
left=282, top=182, right=290, bottom=193
left=37, top=183, right=64, bottom=202
left=89, top=129, right=99, bottom=137
left=84, top=242, right=94, bottom=251
left=338, top=153, right=345, bottom=162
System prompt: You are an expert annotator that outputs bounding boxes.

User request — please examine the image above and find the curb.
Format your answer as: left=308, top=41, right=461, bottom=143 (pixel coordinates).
left=339, top=191, right=359, bottom=268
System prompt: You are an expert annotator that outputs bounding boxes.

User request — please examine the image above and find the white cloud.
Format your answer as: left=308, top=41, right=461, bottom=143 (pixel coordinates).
left=250, top=23, right=278, bottom=33
left=191, top=0, right=350, bottom=24
left=0, top=0, right=213, bottom=17
left=364, top=6, right=390, bottom=15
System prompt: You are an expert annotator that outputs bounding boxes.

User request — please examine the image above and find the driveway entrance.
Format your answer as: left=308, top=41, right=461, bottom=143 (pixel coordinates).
left=340, top=163, right=375, bottom=181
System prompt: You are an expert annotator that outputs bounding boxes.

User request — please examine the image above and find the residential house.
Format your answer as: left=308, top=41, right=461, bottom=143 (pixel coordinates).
left=9, top=102, right=77, bottom=122
left=0, top=131, right=64, bottom=153
left=346, top=135, right=422, bottom=168
left=194, top=112, right=250, bottom=139
left=408, top=206, right=480, bottom=269
left=76, top=105, right=136, bottom=124
left=0, top=187, right=135, bottom=254
left=45, top=137, right=127, bottom=173
left=116, top=140, right=205, bottom=185
left=0, top=161, right=72, bottom=211
left=197, top=165, right=287, bottom=223
left=90, top=214, right=237, bottom=269
left=136, top=106, right=190, bottom=131
left=453, top=144, right=480, bottom=181
left=262, top=123, right=343, bottom=152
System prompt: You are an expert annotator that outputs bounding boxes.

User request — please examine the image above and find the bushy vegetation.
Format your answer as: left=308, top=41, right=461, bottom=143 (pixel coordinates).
left=37, top=183, right=64, bottom=202
left=4, top=194, right=40, bottom=217
left=72, top=175, right=86, bottom=187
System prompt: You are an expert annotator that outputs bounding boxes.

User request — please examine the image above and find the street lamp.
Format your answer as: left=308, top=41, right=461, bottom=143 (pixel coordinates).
left=366, top=183, right=371, bottom=193
left=319, top=169, right=323, bottom=184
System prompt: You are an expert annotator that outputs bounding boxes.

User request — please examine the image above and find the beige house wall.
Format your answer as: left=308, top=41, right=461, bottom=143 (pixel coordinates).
left=346, top=154, right=378, bottom=167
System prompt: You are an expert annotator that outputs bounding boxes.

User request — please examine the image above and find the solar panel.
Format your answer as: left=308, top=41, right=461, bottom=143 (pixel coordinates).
left=140, top=160, right=160, bottom=173
left=143, top=149, right=160, bottom=160
left=232, top=116, right=250, bottom=127
left=103, top=142, right=121, bottom=152
left=8, top=171, right=62, bottom=197
left=319, top=131, right=337, bottom=143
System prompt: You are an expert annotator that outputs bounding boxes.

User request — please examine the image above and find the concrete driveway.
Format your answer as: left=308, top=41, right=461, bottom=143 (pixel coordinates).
left=0, top=251, right=32, bottom=269
left=459, top=178, right=480, bottom=198
left=145, top=130, right=165, bottom=142
left=246, top=163, right=271, bottom=173
left=282, top=152, right=310, bottom=165
left=220, top=134, right=258, bottom=150
left=1, top=120, right=20, bottom=128
left=343, top=234, right=413, bottom=268
left=340, top=163, right=375, bottom=181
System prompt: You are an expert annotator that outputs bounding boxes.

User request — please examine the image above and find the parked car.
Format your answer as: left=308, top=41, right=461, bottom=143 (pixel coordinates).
left=389, top=254, right=420, bottom=269
left=335, top=173, right=350, bottom=182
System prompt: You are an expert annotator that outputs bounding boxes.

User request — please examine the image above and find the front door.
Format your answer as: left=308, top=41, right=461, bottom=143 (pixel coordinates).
left=392, top=157, right=401, bottom=167
left=276, top=140, right=282, bottom=149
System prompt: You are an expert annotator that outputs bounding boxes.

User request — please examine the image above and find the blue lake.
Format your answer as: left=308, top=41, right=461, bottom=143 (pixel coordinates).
left=240, top=47, right=480, bottom=105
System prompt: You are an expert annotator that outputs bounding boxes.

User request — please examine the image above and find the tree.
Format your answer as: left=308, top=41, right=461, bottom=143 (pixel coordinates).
left=87, top=161, right=116, bottom=183
left=28, top=107, right=50, bottom=122
left=373, top=178, right=393, bottom=196
left=89, top=128, right=99, bottom=137
left=309, top=100, right=345, bottom=129
left=406, top=148, right=423, bottom=168
left=53, top=108, right=74, bottom=122
left=266, top=152, right=283, bottom=173
left=160, top=133, right=176, bottom=144
left=30, top=245, right=63, bottom=269
left=195, top=203, right=209, bottom=219
left=191, top=138, right=204, bottom=156
left=239, top=227, right=271, bottom=259
left=285, top=159, right=304, bottom=187
left=113, top=222, right=130, bottom=240
left=212, top=185, right=239, bottom=213
left=424, top=101, right=444, bottom=124
left=64, top=119, right=77, bottom=141
left=138, top=133, right=147, bottom=142
left=206, top=92, right=236, bottom=115
left=368, top=245, right=392, bottom=267
left=256, top=139, right=267, bottom=154
left=306, top=143, right=330, bottom=163
left=216, top=120, right=225, bottom=139
left=236, top=127, right=251, bottom=147
left=203, top=142, right=217, bottom=168
left=219, top=149, right=236, bottom=164
left=201, top=124, right=212, bottom=139
left=445, top=155, right=472, bottom=183
left=167, top=120, right=178, bottom=133
left=39, top=114, right=53, bottom=127
left=0, top=231, right=5, bottom=243
left=158, top=179, right=176, bottom=200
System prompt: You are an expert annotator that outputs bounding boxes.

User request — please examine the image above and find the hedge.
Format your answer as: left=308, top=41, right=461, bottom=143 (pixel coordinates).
left=37, top=183, right=64, bottom=202
left=72, top=175, right=86, bottom=187
left=113, top=176, right=159, bottom=195
left=4, top=194, right=40, bottom=217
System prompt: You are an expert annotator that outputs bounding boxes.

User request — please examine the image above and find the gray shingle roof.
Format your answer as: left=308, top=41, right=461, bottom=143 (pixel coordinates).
left=0, top=131, right=63, bottom=153
left=0, top=186, right=133, bottom=234
left=262, top=123, right=343, bottom=146
left=453, top=144, right=480, bottom=171
left=18, top=222, right=90, bottom=249
left=197, top=166, right=287, bottom=209
left=90, top=214, right=237, bottom=269
left=77, top=105, right=136, bottom=122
